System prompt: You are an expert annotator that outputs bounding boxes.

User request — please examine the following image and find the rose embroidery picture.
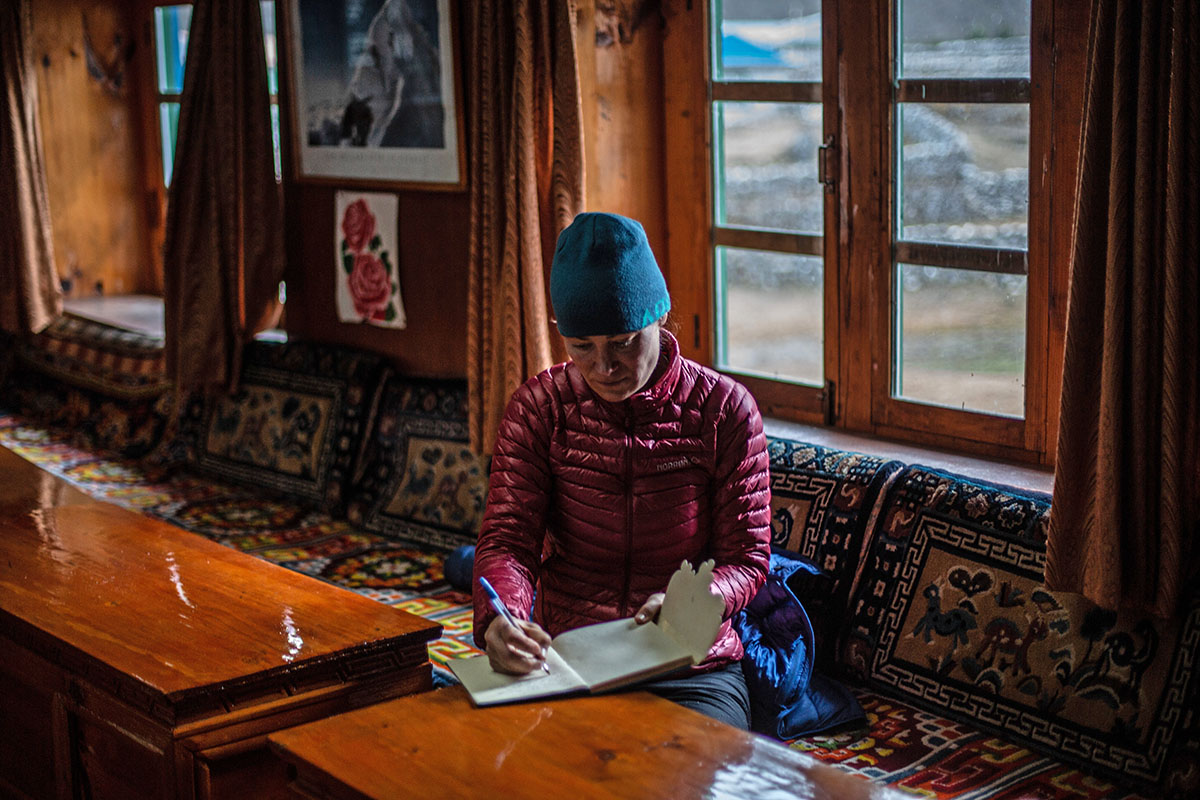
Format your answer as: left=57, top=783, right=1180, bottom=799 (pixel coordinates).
left=340, top=198, right=399, bottom=323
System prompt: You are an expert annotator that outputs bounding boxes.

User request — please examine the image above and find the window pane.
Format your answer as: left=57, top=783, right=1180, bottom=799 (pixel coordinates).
left=714, top=0, right=820, bottom=82
left=715, top=101, right=823, bottom=234
left=271, top=102, right=282, bottom=181
left=261, top=1, right=278, bottom=95
left=159, top=102, right=181, bottom=186
left=898, top=103, right=1028, bottom=248
left=898, top=0, right=1030, bottom=79
left=895, top=264, right=1025, bottom=416
left=154, top=5, right=192, bottom=94
left=716, top=247, right=823, bottom=386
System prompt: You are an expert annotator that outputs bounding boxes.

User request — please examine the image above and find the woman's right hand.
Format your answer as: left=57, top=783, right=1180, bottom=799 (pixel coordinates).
left=484, top=614, right=553, bottom=675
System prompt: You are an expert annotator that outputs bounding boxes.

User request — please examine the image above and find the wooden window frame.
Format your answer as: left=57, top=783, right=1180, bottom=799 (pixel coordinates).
left=663, top=0, right=1084, bottom=467
left=132, top=0, right=177, bottom=293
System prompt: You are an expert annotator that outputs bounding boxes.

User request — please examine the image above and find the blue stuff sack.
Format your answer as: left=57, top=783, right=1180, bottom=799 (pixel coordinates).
left=735, top=550, right=866, bottom=739
left=444, top=544, right=476, bottom=592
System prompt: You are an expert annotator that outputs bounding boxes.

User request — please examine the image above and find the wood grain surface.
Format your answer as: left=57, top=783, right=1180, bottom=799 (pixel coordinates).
left=270, top=685, right=892, bottom=800
left=0, top=446, right=439, bottom=699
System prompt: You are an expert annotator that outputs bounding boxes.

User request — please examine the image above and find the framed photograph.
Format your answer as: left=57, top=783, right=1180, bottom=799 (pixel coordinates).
left=284, top=0, right=464, bottom=189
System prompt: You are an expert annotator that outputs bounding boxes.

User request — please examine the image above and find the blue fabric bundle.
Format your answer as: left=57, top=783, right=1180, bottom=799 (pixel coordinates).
left=445, top=544, right=476, bottom=592
left=735, top=550, right=865, bottom=739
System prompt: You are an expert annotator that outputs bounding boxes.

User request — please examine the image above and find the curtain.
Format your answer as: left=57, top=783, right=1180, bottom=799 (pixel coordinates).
left=1047, top=0, right=1199, bottom=617
left=0, top=0, right=62, bottom=334
left=466, top=0, right=585, bottom=455
left=162, top=0, right=283, bottom=392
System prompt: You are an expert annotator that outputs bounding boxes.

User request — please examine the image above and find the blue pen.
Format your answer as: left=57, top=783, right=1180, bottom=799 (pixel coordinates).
left=479, top=576, right=549, bottom=673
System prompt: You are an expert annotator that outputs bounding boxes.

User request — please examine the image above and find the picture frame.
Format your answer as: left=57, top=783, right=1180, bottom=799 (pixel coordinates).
left=284, top=0, right=465, bottom=189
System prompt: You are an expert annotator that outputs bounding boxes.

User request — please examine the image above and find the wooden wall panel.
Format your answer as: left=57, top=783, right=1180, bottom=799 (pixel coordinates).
left=31, top=0, right=153, bottom=298
left=580, top=0, right=668, bottom=275
left=282, top=184, right=470, bottom=379
left=661, top=0, right=712, bottom=363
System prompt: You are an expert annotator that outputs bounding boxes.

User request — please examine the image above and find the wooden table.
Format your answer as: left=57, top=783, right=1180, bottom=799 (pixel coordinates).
left=0, top=446, right=442, bottom=800
left=268, top=686, right=893, bottom=799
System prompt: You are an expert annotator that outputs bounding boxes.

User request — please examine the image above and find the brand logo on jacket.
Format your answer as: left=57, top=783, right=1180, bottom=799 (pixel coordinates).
left=656, top=458, right=696, bottom=472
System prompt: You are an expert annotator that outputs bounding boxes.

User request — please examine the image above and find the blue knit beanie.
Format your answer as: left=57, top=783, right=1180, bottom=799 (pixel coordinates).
left=550, top=212, right=671, bottom=337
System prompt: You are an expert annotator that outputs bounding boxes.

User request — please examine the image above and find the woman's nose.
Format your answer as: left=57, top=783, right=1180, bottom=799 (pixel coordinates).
left=598, top=350, right=619, bottom=374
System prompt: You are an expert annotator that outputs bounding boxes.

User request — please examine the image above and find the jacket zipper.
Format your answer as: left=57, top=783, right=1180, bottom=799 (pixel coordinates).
left=620, top=406, right=634, bottom=617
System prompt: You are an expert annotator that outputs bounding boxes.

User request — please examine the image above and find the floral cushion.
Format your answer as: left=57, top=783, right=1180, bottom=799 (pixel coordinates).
left=187, top=341, right=388, bottom=513
left=346, top=376, right=487, bottom=550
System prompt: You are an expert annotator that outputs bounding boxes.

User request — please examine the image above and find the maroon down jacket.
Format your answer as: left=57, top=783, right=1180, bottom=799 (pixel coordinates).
left=473, top=332, right=771, bottom=669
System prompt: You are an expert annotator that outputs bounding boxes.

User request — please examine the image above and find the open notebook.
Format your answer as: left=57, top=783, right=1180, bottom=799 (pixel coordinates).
left=451, top=560, right=725, bottom=707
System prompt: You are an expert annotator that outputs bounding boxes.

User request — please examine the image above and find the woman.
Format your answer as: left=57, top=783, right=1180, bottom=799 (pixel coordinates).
left=472, top=212, right=771, bottom=728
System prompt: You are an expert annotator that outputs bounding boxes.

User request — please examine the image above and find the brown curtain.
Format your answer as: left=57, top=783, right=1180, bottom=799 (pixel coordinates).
left=0, top=0, right=62, bottom=334
left=466, top=0, right=585, bottom=455
left=162, top=0, right=283, bottom=392
left=1047, top=0, right=1199, bottom=617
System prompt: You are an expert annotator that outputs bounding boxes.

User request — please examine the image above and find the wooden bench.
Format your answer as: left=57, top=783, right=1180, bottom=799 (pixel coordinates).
left=268, top=685, right=891, bottom=799
left=0, top=446, right=442, bottom=800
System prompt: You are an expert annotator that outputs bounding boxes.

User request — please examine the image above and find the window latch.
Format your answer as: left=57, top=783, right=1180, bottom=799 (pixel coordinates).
left=817, top=135, right=836, bottom=193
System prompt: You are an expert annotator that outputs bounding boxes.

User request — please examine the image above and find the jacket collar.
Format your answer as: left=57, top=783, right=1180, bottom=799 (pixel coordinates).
left=629, top=330, right=682, bottom=412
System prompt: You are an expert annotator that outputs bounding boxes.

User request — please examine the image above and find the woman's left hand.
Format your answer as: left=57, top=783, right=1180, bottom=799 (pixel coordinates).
left=634, top=592, right=666, bottom=624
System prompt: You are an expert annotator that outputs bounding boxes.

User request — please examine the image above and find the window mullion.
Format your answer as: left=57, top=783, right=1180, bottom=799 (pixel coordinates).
left=894, top=242, right=1027, bottom=275
left=715, top=227, right=822, bottom=257
left=712, top=81, right=821, bottom=103
left=896, top=78, right=1031, bottom=103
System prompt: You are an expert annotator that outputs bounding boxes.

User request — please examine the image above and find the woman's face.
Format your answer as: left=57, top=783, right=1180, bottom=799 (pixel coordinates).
left=564, top=320, right=663, bottom=403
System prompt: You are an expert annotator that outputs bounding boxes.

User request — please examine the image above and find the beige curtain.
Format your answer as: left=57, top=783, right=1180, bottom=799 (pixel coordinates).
left=466, top=0, right=585, bottom=455
left=162, top=0, right=283, bottom=392
left=1047, top=0, right=1199, bottom=617
left=0, top=0, right=62, bottom=334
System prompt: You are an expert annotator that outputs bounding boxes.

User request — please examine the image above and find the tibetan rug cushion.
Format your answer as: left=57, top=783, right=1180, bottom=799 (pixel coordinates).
left=186, top=341, right=389, bottom=513
left=841, top=464, right=1200, bottom=796
left=3, top=369, right=175, bottom=460
left=346, top=376, right=487, bottom=550
left=13, top=312, right=169, bottom=398
left=766, top=437, right=903, bottom=668
left=1, top=315, right=174, bottom=460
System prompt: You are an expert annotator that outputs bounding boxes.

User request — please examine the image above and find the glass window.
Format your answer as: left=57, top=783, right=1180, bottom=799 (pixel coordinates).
left=892, top=2, right=1030, bottom=416
left=716, top=248, right=823, bottom=385
left=715, top=101, right=824, bottom=234
left=894, top=264, right=1026, bottom=415
left=710, top=1, right=826, bottom=389
left=898, top=103, right=1029, bottom=249
left=714, top=0, right=821, bottom=83
left=699, top=0, right=1045, bottom=452
left=898, top=0, right=1031, bottom=79
left=152, top=2, right=281, bottom=186
left=158, top=102, right=181, bottom=186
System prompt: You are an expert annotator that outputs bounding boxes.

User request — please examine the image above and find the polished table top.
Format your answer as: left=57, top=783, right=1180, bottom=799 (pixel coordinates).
left=0, top=445, right=96, bottom=512
left=0, top=445, right=440, bottom=699
left=269, top=685, right=896, bottom=799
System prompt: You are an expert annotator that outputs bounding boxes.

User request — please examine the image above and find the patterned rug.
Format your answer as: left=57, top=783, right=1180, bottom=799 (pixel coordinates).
left=796, top=694, right=1155, bottom=799
left=0, top=411, right=1159, bottom=799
